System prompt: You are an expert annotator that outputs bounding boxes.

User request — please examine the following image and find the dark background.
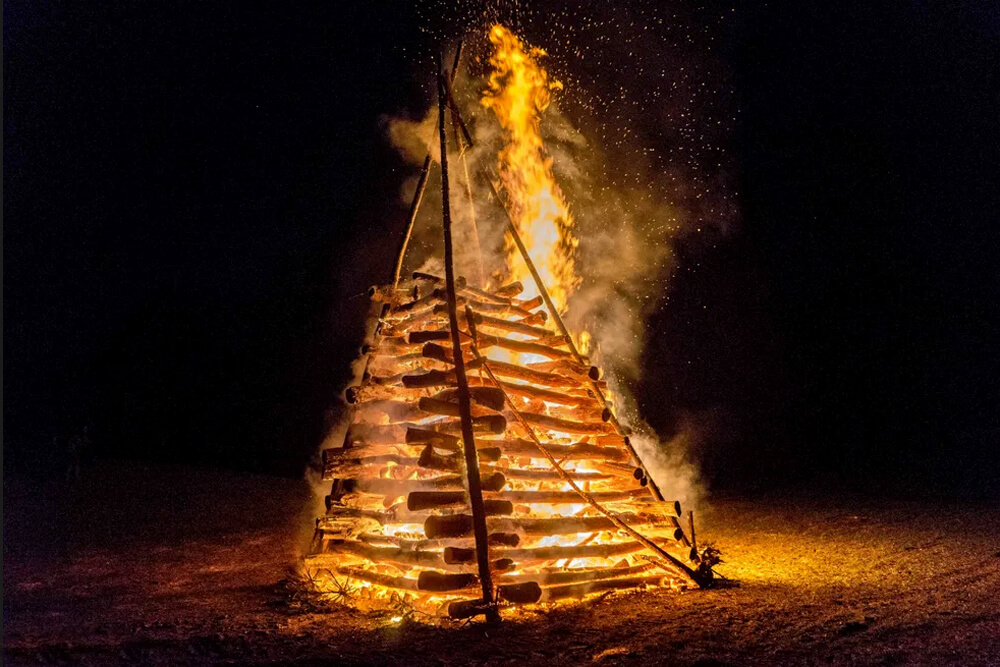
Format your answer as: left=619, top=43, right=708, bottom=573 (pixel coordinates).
left=5, top=2, right=998, bottom=496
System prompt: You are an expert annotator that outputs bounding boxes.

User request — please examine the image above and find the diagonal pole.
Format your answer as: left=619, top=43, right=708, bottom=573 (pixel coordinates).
left=436, top=54, right=499, bottom=623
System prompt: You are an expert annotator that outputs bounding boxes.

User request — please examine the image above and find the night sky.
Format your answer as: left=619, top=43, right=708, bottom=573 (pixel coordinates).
left=5, top=2, right=998, bottom=496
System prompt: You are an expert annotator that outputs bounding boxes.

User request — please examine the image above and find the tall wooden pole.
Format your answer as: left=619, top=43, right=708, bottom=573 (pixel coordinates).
left=437, top=55, right=498, bottom=621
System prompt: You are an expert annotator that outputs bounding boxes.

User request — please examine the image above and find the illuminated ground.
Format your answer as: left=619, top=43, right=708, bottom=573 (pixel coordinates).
left=5, top=460, right=999, bottom=665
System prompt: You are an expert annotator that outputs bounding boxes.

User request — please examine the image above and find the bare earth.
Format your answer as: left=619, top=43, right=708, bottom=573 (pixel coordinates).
left=4, top=460, right=1000, bottom=665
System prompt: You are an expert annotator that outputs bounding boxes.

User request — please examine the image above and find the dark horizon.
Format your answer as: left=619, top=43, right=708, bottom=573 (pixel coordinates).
left=5, top=1, right=999, bottom=497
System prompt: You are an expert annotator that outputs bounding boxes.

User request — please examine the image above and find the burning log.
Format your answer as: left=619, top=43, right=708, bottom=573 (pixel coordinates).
left=407, top=330, right=451, bottom=344
left=406, top=491, right=514, bottom=515
left=428, top=386, right=506, bottom=411
left=527, top=359, right=601, bottom=381
left=498, top=563, right=654, bottom=586
left=479, top=438, right=630, bottom=462
left=433, top=414, right=508, bottom=435
left=418, top=396, right=497, bottom=419
left=467, top=360, right=579, bottom=388
left=367, top=285, right=416, bottom=305
left=443, top=538, right=682, bottom=565
left=339, top=472, right=506, bottom=496
left=459, top=284, right=511, bottom=305
left=501, top=468, right=621, bottom=482
left=357, top=531, right=520, bottom=549
left=337, top=565, right=420, bottom=592
left=494, top=281, right=523, bottom=297
left=405, top=426, right=461, bottom=447
left=467, top=376, right=599, bottom=408
left=417, top=570, right=477, bottom=593
left=509, top=411, right=616, bottom=436
left=324, top=540, right=509, bottom=573
left=540, top=574, right=669, bottom=602
left=492, top=488, right=652, bottom=504
left=324, top=540, right=451, bottom=570
left=472, top=333, right=574, bottom=361
left=471, top=311, right=560, bottom=339
left=424, top=511, right=679, bottom=539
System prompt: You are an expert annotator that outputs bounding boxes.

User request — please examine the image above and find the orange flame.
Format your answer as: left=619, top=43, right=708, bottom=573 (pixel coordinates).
left=482, top=25, right=579, bottom=314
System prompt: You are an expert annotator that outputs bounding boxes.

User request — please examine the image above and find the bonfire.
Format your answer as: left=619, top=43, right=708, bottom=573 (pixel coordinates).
left=305, top=26, right=710, bottom=622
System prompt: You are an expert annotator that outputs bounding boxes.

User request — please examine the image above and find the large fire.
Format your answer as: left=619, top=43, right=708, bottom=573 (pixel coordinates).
left=482, top=25, right=580, bottom=315
left=304, top=25, right=697, bottom=621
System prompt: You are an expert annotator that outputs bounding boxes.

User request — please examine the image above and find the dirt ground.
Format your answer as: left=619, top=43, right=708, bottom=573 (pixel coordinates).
left=4, top=460, right=1000, bottom=665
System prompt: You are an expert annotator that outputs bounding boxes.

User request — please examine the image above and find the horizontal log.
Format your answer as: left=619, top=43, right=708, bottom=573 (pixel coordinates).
left=473, top=333, right=574, bottom=361
left=324, top=540, right=449, bottom=569
left=369, top=372, right=408, bottom=386
left=541, top=574, right=667, bottom=602
left=347, top=416, right=506, bottom=445
left=416, top=445, right=504, bottom=474
left=490, top=360, right=608, bottom=392
left=346, top=384, right=427, bottom=405
left=404, top=361, right=601, bottom=392
left=336, top=565, right=420, bottom=591
left=356, top=531, right=520, bottom=549
left=363, top=336, right=421, bottom=354
left=429, top=294, right=538, bottom=320
left=431, top=415, right=508, bottom=435
left=402, top=369, right=457, bottom=388
left=492, top=488, right=651, bottom=504
left=417, top=570, right=477, bottom=592
left=417, top=396, right=497, bottom=419
left=429, top=386, right=506, bottom=411
left=467, top=376, right=598, bottom=408
left=511, top=411, right=615, bottom=436
left=386, top=290, right=439, bottom=315
left=497, top=563, right=654, bottom=586
left=407, top=330, right=451, bottom=344
left=407, top=491, right=514, bottom=515
left=367, top=284, right=413, bottom=303
left=472, top=312, right=559, bottom=340
left=496, top=582, right=542, bottom=604
left=444, top=538, right=682, bottom=565
left=405, top=427, right=461, bottom=447
left=353, top=400, right=424, bottom=424
left=323, top=540, right=513, bottom=575
left=447, top=598, right=492, bottom=620
left=501, top=468, right=621, bottom=482
left=426, top=512, right=680, bottom=539
left=494, top=281, right=524, bottom=297
left=477, top=438, right=630, bottom=462
left=527, top=359, right=601, bottom=381
left=340, top=472, right=506, bottom=496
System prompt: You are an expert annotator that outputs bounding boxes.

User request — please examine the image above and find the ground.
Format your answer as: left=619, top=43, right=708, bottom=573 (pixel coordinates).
left=4, top=460, right=1000, bottom=665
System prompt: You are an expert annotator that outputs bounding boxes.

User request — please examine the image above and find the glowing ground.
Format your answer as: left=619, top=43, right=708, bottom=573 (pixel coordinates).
left=5, top=461, right=999, bottom=665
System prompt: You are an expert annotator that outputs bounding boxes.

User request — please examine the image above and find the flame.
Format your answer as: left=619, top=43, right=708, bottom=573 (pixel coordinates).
left=482, top=25, right=580, bottom=314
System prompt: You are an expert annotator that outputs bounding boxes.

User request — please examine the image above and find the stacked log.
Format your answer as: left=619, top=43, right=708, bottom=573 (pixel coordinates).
left=305, top=273, right=692, bottom=618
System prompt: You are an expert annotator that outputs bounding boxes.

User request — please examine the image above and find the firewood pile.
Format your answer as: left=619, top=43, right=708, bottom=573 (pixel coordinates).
left=303, top=35, right=705, bottom=623
left=305, top=272, right=701, bottom=619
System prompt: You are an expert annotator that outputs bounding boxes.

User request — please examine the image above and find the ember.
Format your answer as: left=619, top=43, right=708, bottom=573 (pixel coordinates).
left=304, top=26, right=707, bottom=622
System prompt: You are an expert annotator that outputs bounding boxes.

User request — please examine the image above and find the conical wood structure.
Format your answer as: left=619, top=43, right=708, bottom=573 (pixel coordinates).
left=304, top=268, right=702, bottom=618
left=303, top=42, right=702, bottom=622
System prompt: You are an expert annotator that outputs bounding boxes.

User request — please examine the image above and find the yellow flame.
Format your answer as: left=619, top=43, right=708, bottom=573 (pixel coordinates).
left=482, top=25, right=580, bottom=314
